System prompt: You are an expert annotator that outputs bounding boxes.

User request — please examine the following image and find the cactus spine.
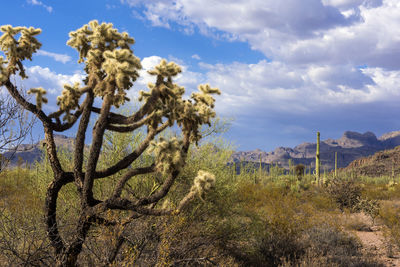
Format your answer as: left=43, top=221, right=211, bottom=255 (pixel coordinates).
left=316, top=131, right=320, bottom=184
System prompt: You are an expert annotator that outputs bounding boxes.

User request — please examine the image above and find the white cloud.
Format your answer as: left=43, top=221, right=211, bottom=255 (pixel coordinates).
left=3, top=66, right=85, bottom=112
left=6, top=58, right=400, bottom=141
left=131, top=56, right=400, bottom=118
left=106, top=4, right=118, bottom=9
left=322, top=0, right=383, bottom=10
left=36, top=50, right=71, bottom=64
left=118, top=0, right=400, bottom=126
left=201, top=60, right=400, bottom=115
left=27, top=0, right=53, bottom=13
left=191, top=54, right=201, bottom=60
left=121, top=0, right=400, bottom=69
left=24, top=66, right=84, bottom=95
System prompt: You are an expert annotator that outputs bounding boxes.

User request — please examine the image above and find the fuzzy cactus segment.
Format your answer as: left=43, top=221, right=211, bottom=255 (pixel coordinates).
left=56, top=83, right=82, bottom=122
left=67, top=20, right=136, bottom=65
left=28, top=87, right=47, bottom=109
left=0, top=25, right=42, bottom=78
left=66, top=20, right=142, bottom=108
left=148, top=59, right=181, bottom=77
left=191, top=170, right=216, bottom=201
left=149, top=137, right=185, bottom=175
left=0, top=56, right=7, bottom=83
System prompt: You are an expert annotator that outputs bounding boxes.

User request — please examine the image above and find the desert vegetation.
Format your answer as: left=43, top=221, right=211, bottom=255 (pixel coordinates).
left=1, top=20, right=400, bottom=267
left=2, top=138, right=400, bottom=266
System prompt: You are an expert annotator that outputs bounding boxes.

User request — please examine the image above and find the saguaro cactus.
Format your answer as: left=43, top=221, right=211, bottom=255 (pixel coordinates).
left=0, top=21, right=220, bottom=266
left=316, top=131, right=320, bottom=183
left=335, top=151, right=338, bottom=178
left=258, top=154, right=262, bottom=182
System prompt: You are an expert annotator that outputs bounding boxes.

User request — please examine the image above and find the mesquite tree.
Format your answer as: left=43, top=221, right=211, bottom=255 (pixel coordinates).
left=0, top=20, right=220, bottom=266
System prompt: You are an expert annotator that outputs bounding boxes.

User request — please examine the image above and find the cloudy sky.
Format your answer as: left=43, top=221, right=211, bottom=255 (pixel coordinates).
left=1, top=0, right=400, bottom=151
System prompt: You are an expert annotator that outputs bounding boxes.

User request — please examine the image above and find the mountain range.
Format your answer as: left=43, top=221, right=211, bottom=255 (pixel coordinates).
left=3, top=130, right=400, bottom=171
left=1, top=134, right=74, bottom=167
left=232, top=130, right=400, bottom=170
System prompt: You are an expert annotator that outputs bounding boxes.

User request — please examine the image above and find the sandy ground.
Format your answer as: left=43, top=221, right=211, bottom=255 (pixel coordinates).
left=345, top=212, right=400, bottom=267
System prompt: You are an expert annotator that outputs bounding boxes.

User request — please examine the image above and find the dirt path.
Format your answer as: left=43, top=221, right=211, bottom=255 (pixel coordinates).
left=355, top=225, right=400, bottom=267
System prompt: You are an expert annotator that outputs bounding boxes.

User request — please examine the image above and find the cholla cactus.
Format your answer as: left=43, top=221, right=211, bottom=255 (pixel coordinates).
left=0, top=20, right=220, bottom=266
left=0, top=25, right=41, bottom=78
left=56, top=83, right=82, bottom=122
left=67, top=20, right=134, bottom=64
left=191, top=170, right=216, bottom=201
left=177, top=170, right=216, bottom=212
left=27, top=87, right=47, bottom=109
left=149, top=137, right=185, bottom=175
left=0, top=56, right=7, bottom=83
left=148, top=59, right=182, bottom=77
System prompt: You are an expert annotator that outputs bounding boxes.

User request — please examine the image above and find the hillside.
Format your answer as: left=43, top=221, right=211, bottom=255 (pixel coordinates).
left=344, top=145, right=400, bottom=177
left=232, top=130, right=400, bottom=170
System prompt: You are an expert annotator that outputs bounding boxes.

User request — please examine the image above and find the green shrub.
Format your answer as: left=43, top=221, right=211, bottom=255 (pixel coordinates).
left=355, top=197, right=380, bottom=224
left=326, top=177, right=362, bottom=211
left=380, top=202, right=400, bottom=250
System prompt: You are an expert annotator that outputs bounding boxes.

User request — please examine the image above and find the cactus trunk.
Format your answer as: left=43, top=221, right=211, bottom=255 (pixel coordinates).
left=259, top=154, right=262, bottom=182
left=335, top=151, right=337, bottom=178
left=316, top=131, right=320, bottom=184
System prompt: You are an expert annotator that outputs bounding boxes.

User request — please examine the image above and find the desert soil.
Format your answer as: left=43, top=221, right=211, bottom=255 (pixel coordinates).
left=348, top=212, right=400, bottom=267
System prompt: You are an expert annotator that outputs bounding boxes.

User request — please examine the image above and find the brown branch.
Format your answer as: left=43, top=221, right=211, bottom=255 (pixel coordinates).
left=88, top=215, right=118, bottom=227
left=95, top=120, right=169, bottom=178
left=45, top=172, right=72, bottom=256
left=111, top=165, right=156, bottom=198
left=44, top=127, right=63, bottom=175
left=4, top=80, right=54, bottom=127
left=73, top=91, right=94, bottom=192
left=100, top=133, right=193, bottom=216
left=135, top=131, right=191, bottom=206
left=83, top=93, right=113, bottom=206
left=91, top=84, right=161, bottom=125
left=105, top=112, right=155, bottom=133
left=4, top=79, right=86, bottom=132
left=91, top=107, right=128, bottom=123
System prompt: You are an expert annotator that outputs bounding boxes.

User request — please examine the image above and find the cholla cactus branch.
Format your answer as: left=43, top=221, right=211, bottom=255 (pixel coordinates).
left=0, top=25, right=42, bottom=78
left=191, top=170, right=216, bottom=200
left=95, top=120, right=169, bottom=178
left=27, top=87, right=47, bottom=109
left=0, top=56, right=7, bottom=83
left=175, top=170, right=216, bottom=212
left=147, top=59, right=181, bottom=77
left=149, top=137, right=185, bottom=175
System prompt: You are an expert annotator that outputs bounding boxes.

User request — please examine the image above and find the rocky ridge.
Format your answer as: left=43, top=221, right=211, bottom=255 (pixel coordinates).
left=3, top=131, right=400, bottom=171
left=232, top=131, right=400, bottom=170
left=2, top=134, right=75, bottom=167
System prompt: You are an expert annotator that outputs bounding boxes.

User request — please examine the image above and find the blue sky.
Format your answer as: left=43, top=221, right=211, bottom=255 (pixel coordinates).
left=1, top=0, right=400, bottom=151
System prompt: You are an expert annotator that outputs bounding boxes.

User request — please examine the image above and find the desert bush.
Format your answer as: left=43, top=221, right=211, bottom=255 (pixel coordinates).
left=0, top=208, right=55, bottom=266
left=355, top=197, right=380, bottom=224
left=220, top=182, right=314, bottom=266
left=362, top=183, right=391, bottom=200
left=282, top=223, right=384, bottom=267
left=295, top=164, right=305, bottom=180
left=304, top=223, right=360, bottom=257
left=380, top=202, right=400, bottom=250
left=326, top=177, right=362, bottom=211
